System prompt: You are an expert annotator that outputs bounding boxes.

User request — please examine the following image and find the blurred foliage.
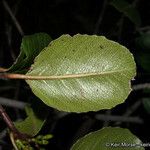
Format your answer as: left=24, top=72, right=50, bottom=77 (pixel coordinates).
left=110, top=0, right=141, bottom=26
left=135, top=33, right=150, bottom=72
left=8, top=33, right=52, bottom=73
left=142, top=98, right=150, bottom=114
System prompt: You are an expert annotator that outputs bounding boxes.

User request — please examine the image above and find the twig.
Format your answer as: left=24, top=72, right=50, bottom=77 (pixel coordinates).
left=0, top=105, right=30, bottom=140
left=10, top=132, right=19, bottom=150
left=123, top=100, right=141, bottom=117
left=5, top=23, right=16, bottom=61
left=4, top=0, right=23, bottom=60
left=0, top=105, right=20, bottom=135
left=138, top=26, right=150, bottom=31
left=132, top=83, right=150, bottom=90
left=0, top=67, right=8, bottom=72
left=0, top=97, right=27, bottom=110
left=2, top=0, right=24, bottom=36
left=114, top=100, right=141, bottom=125
left=94, top=0, right=108, bottom=34
left=103, top=109, right=111, bottom=127
left=95, top=114, right=143, bottom=124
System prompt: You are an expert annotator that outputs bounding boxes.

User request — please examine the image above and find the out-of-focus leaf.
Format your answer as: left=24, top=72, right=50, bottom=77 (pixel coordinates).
left=26, top=34, right=136, bottom=113
left=71, top=127, right=144, bottom=150
left=142, top=98, right=150, bottom=114
left=136, top=34, right=150, bottom=51
left=135, top=34, right=150, bottom=72
left=8, top=33, right=52, bottom=73
left=15, top=103, right=48, bottom=137
left=110, top=0, right=141, bottom=26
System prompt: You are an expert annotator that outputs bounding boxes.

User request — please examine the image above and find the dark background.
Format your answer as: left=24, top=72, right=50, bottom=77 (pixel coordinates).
left=0, top=0, right=150, bottom=149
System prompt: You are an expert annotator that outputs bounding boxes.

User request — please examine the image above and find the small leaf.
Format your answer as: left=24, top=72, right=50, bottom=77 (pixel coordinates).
left=15, top=103, right=48, bottom=136
left=110, top=0, right=141, bottom=26
left=71, top=127, right=144, bottom=150
left=9, top=33, right=52, bottom=73
left=26, top=34, right=136, bottom=112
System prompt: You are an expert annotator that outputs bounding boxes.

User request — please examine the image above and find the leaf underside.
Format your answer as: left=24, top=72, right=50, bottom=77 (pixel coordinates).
left=26, top=34, right=136, bottom=112
left=71, top=127, right=144, bottom=150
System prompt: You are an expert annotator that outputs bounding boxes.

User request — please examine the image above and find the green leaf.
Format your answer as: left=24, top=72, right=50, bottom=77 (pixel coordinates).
left=71, top=127, right=144, bottom=150
left=110, top=0, right=141, bottom=26
left=9, top=33, right=52, bottom=73
left=26, top=34, right=136, bottom=112
left=15, top=103, right=48, bottom=136
left=142, top=98, right=150, bottom=114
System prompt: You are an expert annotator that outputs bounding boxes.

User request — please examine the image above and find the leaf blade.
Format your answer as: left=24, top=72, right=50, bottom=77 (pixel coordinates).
left=26, top=34, right=136, bottom=112
left=71, top=127, right=144, bottom=150
left=15, top=103, right=48, bottom=137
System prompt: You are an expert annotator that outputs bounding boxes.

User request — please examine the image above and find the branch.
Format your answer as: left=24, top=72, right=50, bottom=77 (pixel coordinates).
left=2, top=0, right=24, bottom=36
left=0, top=97, right=27, bottom=110
left=114, top=100, right=141, bottom=125
left=94, top=0, right=108, bottom=34
left=123, top=100, right=141, bottom=117
left=0, top=67, right=8, bottom=72
left=9, top=132, right=19, bottom=150
left=0, top=105, right=19, bottom=135
left=0, top=105, right=30, bottom=140
left=103, top=110, right=111, bottom=127
left=132, top=83, right=150, bottom=90
left=95, top=114, right=143, bottom=124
